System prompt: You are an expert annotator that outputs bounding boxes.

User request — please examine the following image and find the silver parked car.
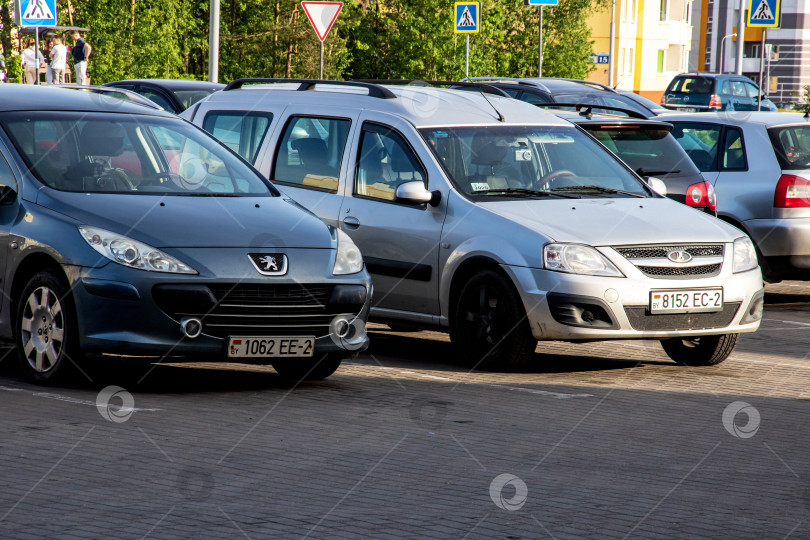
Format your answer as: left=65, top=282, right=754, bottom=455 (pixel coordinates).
left=660, top=111, right=810, bottom=282
left=182, top=79, right=764, bottom=369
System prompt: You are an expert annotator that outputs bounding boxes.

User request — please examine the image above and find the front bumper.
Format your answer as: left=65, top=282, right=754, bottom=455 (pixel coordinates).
left=66, top=250, right=372, bottom=359
left=504, top=255, right=763, bottom=341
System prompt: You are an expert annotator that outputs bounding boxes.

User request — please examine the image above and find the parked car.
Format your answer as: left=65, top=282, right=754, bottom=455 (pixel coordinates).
left=0, top=84, right=370, bottom=383
left=183, top=79, right=764, bottom=369
left=660, top=111, right=810, bottom=282
left=662, top=73, right=777, bottom=112
left=615, top=89, right=672, bottom=115
left=460, top=77, right=661, bottom=118
left=104, top=79, right=225, bottom=114
left=545, top=106, right=716, bottom=214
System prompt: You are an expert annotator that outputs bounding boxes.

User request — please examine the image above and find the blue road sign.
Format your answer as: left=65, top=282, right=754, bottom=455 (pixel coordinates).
left=524, top=0, right=559, bottom=6
left=748, top=0, right=779, bottom=27
left=454, top=2, right=479, bottom=33
left=19, top=0, right=57, bottom=27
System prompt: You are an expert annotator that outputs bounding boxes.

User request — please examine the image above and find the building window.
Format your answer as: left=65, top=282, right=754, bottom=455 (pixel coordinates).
left=660, top=0, right=668, bottom=21
left=657, top=50, right=666, bottom=73
left=622, top=0, right=636, bottom=22
left=685, top=1, right=692, bottom=24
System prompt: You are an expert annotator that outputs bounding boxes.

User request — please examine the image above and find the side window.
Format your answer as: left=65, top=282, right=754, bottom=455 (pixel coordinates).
left=137, top=88, right=177, bottom=113
left=730, top=81, right=747, bottom=97
left=271, top=116, right=350, bottom=192
left=719, top=81, right=732, bottom=95
left=354, top=124, right=426, bottom=202
left=0, top=151, right=18, bottom=193
left=721, top=127, right=747, bottom=170
left=744, top=82, right=761, bottom=99
left=203, top=111, right=273, bottom=163
left=520, top=91, right=552, bottom=105
left=670, top=123, right=721, bottom=172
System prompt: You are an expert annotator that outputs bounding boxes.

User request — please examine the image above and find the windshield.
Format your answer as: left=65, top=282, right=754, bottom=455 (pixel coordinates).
left=769, top=125, right=810, bottom=170
left=585, top=127, right=699, bottom=176
left=419, top=125, right=649, bottom=198
left=2, top=112, right=275, bottom=195
left=174, top=89, right=219, bottom=110
left=669, top=77, right=714, bottom=94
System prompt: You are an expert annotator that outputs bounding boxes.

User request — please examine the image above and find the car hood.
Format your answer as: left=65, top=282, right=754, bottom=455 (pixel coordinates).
left=35, top=191, right=333, bottom=249
left=478, top=197, right=738, bottom=245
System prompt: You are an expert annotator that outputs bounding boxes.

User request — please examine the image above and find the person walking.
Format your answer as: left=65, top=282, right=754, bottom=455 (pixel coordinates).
left=50, top=36, right=67, bottom=84
left=43, top=39, right=53, bottom=84
left=21, top=38, right=45, bottom=85
left=71, top=31, right=91, bottom=85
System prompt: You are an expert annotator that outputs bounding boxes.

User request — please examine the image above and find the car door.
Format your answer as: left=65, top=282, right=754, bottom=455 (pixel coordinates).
left=339, top=114, right=448, bottom=315
left=0, top=141, right=17, bottom=312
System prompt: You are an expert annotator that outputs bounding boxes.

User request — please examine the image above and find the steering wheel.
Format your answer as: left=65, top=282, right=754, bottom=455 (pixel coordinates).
left=534, top=170, right=576, bottom=190
left=95, top=169, right=135, bottom=191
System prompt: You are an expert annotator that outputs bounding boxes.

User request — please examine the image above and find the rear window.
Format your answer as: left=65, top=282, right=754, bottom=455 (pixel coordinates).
left=668, top=77, right=715, bottom=95
left=586, top=127, right=700, bottom=177
left=768, top=125, right=810, bottom=170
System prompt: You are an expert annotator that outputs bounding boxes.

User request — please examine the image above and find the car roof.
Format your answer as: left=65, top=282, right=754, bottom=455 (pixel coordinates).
left=553, top=110, right=672, bottom=128
left=669, top=73, right=753, bottom=81
left=202, top=82, right=572, bottom=128
left=106, top=79, right=226, bottom=91
left=656, top=111, right=810, bottom=128
left=0, top=84, right=177, bottom=116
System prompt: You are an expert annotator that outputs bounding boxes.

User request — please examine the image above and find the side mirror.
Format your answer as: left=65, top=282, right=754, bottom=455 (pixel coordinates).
left=0, top=184, right=17, bottom=205
left=760, top=94, right=769, bottom=101
left=645, top=177, right=667, bottom=197
left=395, top=180, right=441, bottom=207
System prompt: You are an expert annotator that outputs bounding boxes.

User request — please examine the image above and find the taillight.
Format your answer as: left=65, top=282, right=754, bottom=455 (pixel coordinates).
left=709, top=94, right=722, bottom=109
left=685, top=181, right=717, bottom=212
left=774, top=174, right=810, bottom=208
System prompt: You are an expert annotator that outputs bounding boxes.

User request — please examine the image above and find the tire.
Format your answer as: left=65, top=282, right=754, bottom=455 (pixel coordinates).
left=660, top=333, right=738, bottom=366
left=449, top=270, right=537, bottom=371
left=272, top=354, right=344, bottom=381
left=15, top=270, right=82, bottom=384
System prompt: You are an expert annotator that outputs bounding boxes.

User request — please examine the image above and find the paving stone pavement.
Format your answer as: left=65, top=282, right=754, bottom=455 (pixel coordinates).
left=0, top=282, right=808, bottom=538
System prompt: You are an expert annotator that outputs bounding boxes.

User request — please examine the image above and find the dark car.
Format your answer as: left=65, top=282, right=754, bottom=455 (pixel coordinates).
left=0, top=84, right=370, bottom=384
left=104, top=78, right=225, bottom=114
left=461, top=77, right=660, bottom=118
left=546, top=106, right=716, bottom=214
left=662, top=73, right=777, bottom=112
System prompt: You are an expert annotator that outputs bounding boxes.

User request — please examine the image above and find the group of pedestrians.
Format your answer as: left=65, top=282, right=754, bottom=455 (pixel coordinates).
left=19, top=31, right=91, bottom=85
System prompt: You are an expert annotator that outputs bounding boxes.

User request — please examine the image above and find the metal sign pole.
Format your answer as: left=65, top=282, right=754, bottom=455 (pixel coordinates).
left=538, top=6, right=543, bottom=77
left=320, top=41, right=324, bottom=79
left=735, top=0, right=745, bottom=74
left=34, top=28, right=40, bottom=85
left=208, top=0, right=220, bottom=83
left=466, top=34, right=470, bottom=78
left=757, top=28, right=766, bottom=110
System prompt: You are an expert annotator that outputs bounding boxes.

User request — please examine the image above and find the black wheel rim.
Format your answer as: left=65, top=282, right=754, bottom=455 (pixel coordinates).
left=460, top=284, right=506, bottom=352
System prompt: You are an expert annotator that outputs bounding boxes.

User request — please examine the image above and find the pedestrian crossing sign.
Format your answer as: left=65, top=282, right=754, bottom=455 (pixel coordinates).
left=747, top=0, right=779, bottom=27
left=455, top=2, right=479, bottom=34
left=17, top=0, right=57, bottom=27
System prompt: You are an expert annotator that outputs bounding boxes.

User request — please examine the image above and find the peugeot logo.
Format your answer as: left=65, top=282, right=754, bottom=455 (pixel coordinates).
left=667, top=250, right=692, bottom=263
left=248, top=253, right=288, bottom=276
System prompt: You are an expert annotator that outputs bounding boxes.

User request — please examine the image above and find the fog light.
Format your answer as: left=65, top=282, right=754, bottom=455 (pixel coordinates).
left=181, top=317, right=202, bottom=338
left=741, top=290, right=765, bottom=324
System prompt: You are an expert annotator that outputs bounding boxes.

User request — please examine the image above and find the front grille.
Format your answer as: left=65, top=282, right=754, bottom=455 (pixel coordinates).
left=153, top=284, right=343, bottom=338
left=624, top=303, right=741, bottom=331
left=615, top=244, right=724, bottom=259
left=636, top=263, right=721, bottom=279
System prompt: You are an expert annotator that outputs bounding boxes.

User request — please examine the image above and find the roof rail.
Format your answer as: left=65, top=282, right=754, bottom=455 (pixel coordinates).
left=52, top=84, right=165, bottom=110
left=534, top=103, right=648, bottom=119
left=542, top=78, right=618, bottom=93
left=223, top=78, right=396, bottom=98
left=460, top=76, right=551, bottom=92
left=353, top=79, right=509, bottom=97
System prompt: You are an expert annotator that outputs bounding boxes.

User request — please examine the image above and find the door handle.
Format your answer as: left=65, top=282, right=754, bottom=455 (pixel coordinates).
left=342, top=216, right=360, bottom=230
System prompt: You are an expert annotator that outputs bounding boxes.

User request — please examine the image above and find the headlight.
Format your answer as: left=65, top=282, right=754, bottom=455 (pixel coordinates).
left=544, top=243, right=623, bottom=277
left=733, top=236, right=758, bottom=273
left=79, top=226, right=197, bottom=274
left=334, top=229, right=364, bottom=275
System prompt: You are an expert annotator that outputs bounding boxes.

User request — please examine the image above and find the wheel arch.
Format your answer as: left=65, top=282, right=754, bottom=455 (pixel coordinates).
left=446, top=256, right=515, bottom=323
left=11, top=253, right=68, bottom=318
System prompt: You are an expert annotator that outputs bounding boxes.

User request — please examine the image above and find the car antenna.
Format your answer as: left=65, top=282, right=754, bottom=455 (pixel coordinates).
left=474, top=85, right=505, bottom=122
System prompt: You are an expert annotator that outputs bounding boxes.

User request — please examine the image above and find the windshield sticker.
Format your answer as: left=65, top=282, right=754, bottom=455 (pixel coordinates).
left=471, top=182, right=490, bottom=191
left=529, top=133, right=575, bottom=144
left=515, top=149, right=532, bottom=161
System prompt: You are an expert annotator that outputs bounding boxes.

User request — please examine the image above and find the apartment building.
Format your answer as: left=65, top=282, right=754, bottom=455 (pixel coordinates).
left=688, top=0, right=809, bottom=106
left=588, top=0, right=693, bottom=102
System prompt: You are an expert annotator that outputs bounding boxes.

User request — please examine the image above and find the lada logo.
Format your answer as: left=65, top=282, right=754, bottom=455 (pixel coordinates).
left=666, top=250, right=692, bottom=263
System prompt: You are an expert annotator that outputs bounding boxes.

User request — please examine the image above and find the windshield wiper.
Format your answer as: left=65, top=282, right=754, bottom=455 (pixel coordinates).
left=473, top=188, right=580, bottom=199
left=549, top=185, right=645, bottom=198
left=637, top=167, right=680, bottom=176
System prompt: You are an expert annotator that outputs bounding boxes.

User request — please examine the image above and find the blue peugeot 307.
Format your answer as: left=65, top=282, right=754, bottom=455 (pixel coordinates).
left=0, top=85, right=370, bottom=384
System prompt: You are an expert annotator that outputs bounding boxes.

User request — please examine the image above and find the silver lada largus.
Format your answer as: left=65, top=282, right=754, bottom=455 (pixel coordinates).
left=184, top=79, right=765, bottom=370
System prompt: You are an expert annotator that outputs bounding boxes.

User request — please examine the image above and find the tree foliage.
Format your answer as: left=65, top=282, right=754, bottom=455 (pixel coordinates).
left=1, top=0, right=606, bottom=83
